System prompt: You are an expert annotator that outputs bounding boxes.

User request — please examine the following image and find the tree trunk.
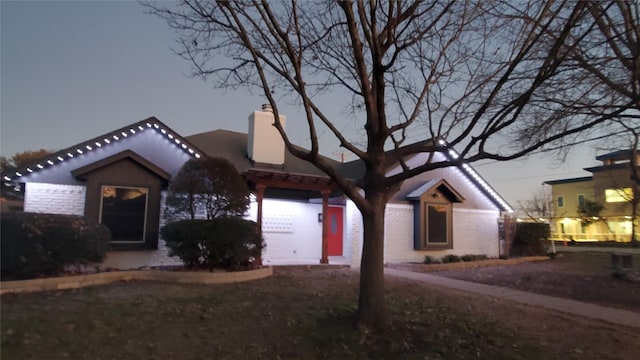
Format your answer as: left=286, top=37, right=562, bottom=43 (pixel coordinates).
left=357, top=192, right=387, bottom=331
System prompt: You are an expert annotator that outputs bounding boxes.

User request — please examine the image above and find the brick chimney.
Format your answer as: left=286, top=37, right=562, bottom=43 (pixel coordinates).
left=247, top=104, right=286, bottom=165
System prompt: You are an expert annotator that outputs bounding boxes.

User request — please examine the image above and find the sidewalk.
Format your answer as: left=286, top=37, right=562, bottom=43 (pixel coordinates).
left=554, top=246, right=640, bottom=254
left=384, top=268, right=640, bottom=329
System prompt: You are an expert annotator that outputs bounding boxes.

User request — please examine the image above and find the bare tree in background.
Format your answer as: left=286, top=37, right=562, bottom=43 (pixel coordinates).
left=564, top=0, right=640, bottom=245
left=145, top=0, right=623, bottom=330
left=518, top=188, right=554, bottom=223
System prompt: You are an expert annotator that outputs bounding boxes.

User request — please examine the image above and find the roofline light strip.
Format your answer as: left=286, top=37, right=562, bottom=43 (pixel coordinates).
left=4, top=119, right=200, bottom=185
left=439, top=139, right=513, bottom=212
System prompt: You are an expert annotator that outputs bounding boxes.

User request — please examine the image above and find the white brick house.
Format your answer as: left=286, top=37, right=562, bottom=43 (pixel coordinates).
left=4, top=107, right=512, bottom=269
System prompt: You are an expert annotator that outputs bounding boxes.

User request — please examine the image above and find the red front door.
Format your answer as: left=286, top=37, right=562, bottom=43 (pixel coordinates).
left=327, top=206, right=343, bottom=256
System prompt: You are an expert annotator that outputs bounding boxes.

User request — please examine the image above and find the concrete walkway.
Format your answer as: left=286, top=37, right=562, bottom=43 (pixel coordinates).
left=554, top=246, right=640, bottom=254
left=384, top=268, right=640, bottom=329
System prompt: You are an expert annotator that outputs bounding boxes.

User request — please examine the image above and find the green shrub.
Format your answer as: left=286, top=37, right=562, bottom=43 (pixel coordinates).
left=441, top=254, right=461, bottom=264
left=511, top=223, right=550, bottom=257
left=1, top=212, right=109, bottom=280
left=461, top=254, right=488, bottom=262
left=161, top=218, right=264, bottom=271
left=423, top=255, right=435, bottom=264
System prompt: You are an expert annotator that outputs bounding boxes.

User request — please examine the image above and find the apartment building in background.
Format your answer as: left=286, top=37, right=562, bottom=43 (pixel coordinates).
left=544, top=150, right=638, bottom=242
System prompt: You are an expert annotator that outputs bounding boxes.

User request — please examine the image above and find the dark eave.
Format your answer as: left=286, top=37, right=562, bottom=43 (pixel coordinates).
left=244, top=168, right=337, bottom=193
left=584, top=163, right=634, bottom=173
left=72, top=150, right=171, bottom=181
left=544, top=176, right=593, bottom=185
left=595, top=149, right=640, bottom=162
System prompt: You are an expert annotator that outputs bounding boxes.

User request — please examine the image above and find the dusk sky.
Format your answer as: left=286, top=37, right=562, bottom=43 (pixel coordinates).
left=1, top=1, right=602, bottom=208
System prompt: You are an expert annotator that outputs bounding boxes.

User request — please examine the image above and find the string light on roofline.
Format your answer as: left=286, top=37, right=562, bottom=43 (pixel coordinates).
left=6, top=121, right=199, bottom=182
left=440, top=139, right=513, bottom=212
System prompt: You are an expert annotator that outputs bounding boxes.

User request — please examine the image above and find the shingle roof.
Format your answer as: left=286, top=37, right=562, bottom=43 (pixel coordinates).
left=185, top=129, right=339, bottom=177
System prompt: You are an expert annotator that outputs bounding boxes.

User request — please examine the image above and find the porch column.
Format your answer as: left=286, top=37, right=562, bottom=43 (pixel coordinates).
left=256, top=183, right=266, bottom=235
left=320, top=189, right=330, bottom=264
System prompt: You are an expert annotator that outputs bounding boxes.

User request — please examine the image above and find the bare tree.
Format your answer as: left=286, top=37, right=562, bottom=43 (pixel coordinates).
left=518, top=187, right=554, bottom=223
left=144, top=0, right=621, bottom=330
left=553, top=0, right=640, bottom=245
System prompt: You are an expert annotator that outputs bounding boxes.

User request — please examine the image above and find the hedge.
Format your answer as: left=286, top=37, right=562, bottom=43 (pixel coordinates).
left=161, top=218, right=264, bottom=271
left=1, top=212, right=110, bottom=280
left=511, top=222, right=550, bottom=257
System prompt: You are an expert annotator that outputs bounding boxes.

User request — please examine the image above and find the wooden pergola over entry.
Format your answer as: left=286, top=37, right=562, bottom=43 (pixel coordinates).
left=244, top=169, right=338, bottom=264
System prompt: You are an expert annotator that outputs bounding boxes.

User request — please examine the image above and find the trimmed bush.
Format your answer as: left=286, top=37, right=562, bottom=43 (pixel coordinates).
left=1, top=212, right=110, bottom=280
left=161, top=218, right=264, bottom=271
left=511, top=222, right=550, bottom=257
left=461, top=254, right=488, bottom=262
left=441, top=254, right=461, bottom=264
left=423, top=255, right=435, bottom=264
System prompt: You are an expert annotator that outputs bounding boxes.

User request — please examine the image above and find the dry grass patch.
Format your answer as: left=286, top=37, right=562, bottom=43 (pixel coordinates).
left=2, top=267, right=639, bottom=359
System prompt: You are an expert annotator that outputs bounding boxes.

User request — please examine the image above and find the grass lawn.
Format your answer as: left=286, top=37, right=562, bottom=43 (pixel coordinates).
left=2, top=267, right=639, bottom=359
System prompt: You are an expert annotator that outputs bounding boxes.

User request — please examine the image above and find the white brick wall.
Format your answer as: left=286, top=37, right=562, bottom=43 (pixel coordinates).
left=451, top=208, right=500, bottom=257
left=348, top=202, right=500, bottom=265
left=345, top=200, right=362, bottom=267
left=22, top=184, right=499, bottom=269
left=246, top=199, right=325, bottom=265
left=24, top=183, right=86, bottom=215
left=384, top=204, right=415, bottom=262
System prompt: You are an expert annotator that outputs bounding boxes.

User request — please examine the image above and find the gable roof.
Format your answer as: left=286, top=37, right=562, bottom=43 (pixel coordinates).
left=439, top=144, right=512, bottom=212
left=406, top=179, right=465, bottom=203
left=3, top=117, right=202, bottom=187
left=71, top=150, right=171, bottom=181
left=336, top=139, right=512, bottom=212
